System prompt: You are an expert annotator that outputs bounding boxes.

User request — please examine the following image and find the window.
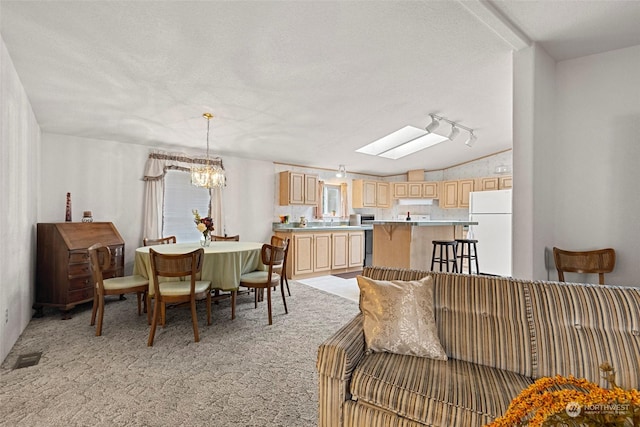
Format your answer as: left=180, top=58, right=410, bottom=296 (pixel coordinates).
left=163, top=170, right=210, bottom=242
left=322, top=184, right=342, bottom=217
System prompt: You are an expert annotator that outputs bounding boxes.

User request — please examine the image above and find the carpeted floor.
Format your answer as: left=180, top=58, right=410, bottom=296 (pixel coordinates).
left=0, top=281, right=359, bottom=427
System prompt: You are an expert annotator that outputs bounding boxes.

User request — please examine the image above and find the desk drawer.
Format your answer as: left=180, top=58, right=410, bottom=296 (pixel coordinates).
left=69, top=275, right=92, bottom=291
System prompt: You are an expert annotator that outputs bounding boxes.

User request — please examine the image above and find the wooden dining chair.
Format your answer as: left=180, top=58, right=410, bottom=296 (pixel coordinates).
left=147, top=248, right=212, bottom=346
left=143, top=235, right=177, bottom=246
left=88, top=243, right=149, bottom=336
left=211, top=235, right=240, bottom=241
left=553, top=247, right=616, bottom=285
left=270, top=235, right=291, bottom=296
left=239, top=243, right=288, bottom=325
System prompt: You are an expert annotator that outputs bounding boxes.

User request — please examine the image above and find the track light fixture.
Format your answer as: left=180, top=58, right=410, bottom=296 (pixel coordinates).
left=425, top=114, right=440, bottom=133
left=465, top=132, right=477, bottom=147
left=448, top=125, right=460, bottom=141
left=428, top=114, right=475, bottom=147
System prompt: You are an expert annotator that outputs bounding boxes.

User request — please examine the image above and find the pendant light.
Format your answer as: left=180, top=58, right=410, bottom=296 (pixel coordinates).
left=191, top=113, right=226, bottom=188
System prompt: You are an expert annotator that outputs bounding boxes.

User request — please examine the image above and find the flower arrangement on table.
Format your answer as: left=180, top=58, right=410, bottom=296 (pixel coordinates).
left=192, top=209, right=214, bottom=240
left=487, top=363, right=640, bottom=427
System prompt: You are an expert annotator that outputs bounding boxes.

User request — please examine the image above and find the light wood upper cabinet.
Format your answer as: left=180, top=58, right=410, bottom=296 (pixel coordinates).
left=393, top=182, right=408, bottom=198
left=479, top=177, right=500, bottom=191
left=279, top=171, right=318, bottom=205
left=457, top=179, right=475, bottom=208
left=376, top=182, right=390, bottom=207
left=422, top=182, right=438, bottom=198
left=353, top=179, right=390, bottom=208
left=408, top=183, right=422, bottom=197
left=441, top=181, right=459, bottom=208
left=393, top=181, right=439, bottom=199
left=441, top=179, right=474, bottom=208
left=304, top=174, right=319, bottom=204
left=499, top=176, right=513, bottom=189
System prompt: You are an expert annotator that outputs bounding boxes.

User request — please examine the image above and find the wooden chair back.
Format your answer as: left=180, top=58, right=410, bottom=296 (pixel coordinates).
left=212, top=235, right=240, bottom=241
left=88, top=243, right=112, bottom=292
left=261, top=243, right=286, bottom=282
left=143, top=236, right=177, bottom=246
left=270, top=235, right=289, bottom=267
left=553, top=247, right=616, bottom=285
left=149, top=248, right=204, bottom=296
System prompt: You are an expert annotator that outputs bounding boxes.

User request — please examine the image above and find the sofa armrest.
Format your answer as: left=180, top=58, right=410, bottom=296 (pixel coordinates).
left=317, top=313, right=366, bottom=427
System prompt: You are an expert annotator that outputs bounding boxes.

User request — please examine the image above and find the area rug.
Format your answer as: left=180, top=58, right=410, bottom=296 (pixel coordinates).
left=332, top=271, right=362, bottom=279
left=0, top=281, right=359, bottom=427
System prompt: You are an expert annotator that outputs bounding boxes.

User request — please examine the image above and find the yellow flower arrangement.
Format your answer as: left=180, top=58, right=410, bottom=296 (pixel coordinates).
left=487, top=363, right=640, bottom=427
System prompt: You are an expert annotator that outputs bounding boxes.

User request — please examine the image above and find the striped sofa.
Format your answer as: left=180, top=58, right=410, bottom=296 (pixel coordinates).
left=317, top=266, right=640, bottom=427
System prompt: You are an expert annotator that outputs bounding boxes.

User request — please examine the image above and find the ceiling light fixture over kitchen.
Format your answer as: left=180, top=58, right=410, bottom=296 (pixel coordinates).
left=465, top=132, right=477, bottom=147
left=191, top=113, right=226, bottom=189
left=336, top=164, right=346, bottom=178
left=356, top=114, right=476, bottom=160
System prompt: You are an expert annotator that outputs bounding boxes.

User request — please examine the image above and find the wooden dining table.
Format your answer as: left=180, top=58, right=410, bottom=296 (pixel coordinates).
left=133, top=241, right=264, bottom=293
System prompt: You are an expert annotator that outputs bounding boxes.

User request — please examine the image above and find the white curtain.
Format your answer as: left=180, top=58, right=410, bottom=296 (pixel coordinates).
left=142, top=150, right=225, bottom=240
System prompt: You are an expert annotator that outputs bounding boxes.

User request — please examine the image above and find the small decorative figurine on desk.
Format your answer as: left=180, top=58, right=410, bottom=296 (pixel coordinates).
left=65, top=193, right=72, bottom=222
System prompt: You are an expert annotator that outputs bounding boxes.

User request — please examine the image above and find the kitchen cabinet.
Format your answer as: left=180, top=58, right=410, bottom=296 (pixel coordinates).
left=331, top=232, right=349, bottom=269
left=276, top=230, right=364, bottom=278
left=477, top=175, right=512, bottom=191
left=393, top=181, right=439, bottom=198
left=314, top=233, right=332, bottom=272
left=422, top=182, right=439, bottom=198
left=441, top=179, right=475, bottom=208
left=348, top=232, right=364, bottom=268
left=292, top=234, right=314, bottom=276
left=393, top=182, right=408, bottom=198
left=332, top=231, right=364, bottom=269
left=352, top=179, right=390, bottom=208
left=479, top=177, right=499, bottom=191
left=279, top=171, right=318, bottom=205
left=499, top=175, right=513, bottom=189
left=288, top=232, right=331, bottom=276
left=35, top=222, right=124, bottom=317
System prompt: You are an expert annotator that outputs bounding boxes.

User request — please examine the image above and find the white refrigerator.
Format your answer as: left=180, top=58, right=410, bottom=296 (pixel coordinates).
left=468, top=189, right=512, bottom=277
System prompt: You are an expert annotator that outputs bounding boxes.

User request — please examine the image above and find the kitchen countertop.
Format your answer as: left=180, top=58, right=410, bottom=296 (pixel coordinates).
left=371, top=220, right=477, bottom=226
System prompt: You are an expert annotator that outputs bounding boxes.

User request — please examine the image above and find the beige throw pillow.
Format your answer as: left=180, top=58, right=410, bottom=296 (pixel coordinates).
left=356, top=275, right=447, bottom=360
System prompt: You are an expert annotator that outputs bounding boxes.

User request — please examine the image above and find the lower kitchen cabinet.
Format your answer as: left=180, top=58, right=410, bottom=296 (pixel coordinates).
left=276, top=230, right=364, bottom=279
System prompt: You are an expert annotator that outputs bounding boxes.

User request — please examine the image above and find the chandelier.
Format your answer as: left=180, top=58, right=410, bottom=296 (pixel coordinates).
left=191, top=112, right=226, bottom=189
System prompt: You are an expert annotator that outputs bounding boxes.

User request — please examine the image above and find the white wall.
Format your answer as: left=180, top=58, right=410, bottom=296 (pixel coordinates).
left=551, top=45, right=640, bottom=286
left=40, top=134, right=275, bottom=273
left=512, top=44, right=557, bottom=281
left=40, top=134, right=150, bottom=273
left=514, top=43, right=640, bottom=286
left=0, top=37, right=40, bottom=362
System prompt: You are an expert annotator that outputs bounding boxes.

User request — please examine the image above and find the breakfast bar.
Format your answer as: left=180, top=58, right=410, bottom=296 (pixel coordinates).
left=372, top=220, right=477, bottom=271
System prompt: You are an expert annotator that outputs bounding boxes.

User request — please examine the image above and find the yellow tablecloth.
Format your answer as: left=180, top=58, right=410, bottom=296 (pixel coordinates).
left=134, top=242, right=264, bottom=292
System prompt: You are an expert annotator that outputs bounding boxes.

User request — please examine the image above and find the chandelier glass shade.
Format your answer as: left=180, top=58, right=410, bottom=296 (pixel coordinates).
left=191, top=113, right=226, bottom=189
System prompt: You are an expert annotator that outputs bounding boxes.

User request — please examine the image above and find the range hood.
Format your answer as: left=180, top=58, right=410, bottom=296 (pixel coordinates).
left=397, top=198, right=434, bottom=205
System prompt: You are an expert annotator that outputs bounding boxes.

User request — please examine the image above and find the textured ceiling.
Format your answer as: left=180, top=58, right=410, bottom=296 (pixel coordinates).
left=2, top=1, right=640, bottom=175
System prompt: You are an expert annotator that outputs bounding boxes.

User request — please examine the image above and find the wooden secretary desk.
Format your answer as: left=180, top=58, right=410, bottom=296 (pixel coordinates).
left=35, top=222, right=125, bottom=318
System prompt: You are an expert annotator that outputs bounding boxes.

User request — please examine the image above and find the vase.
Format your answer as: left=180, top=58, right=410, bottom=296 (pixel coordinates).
left=200, top=235, right=211, bottom=247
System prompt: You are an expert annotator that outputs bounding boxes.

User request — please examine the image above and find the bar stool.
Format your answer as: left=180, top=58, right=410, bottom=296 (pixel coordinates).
left=430, top=240, right=458, bottom=272
left=456, top=239, right=479, bottom=274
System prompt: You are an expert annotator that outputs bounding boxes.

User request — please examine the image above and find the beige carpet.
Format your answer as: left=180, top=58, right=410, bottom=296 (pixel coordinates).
left=0, top=281, right=359, bottom=427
